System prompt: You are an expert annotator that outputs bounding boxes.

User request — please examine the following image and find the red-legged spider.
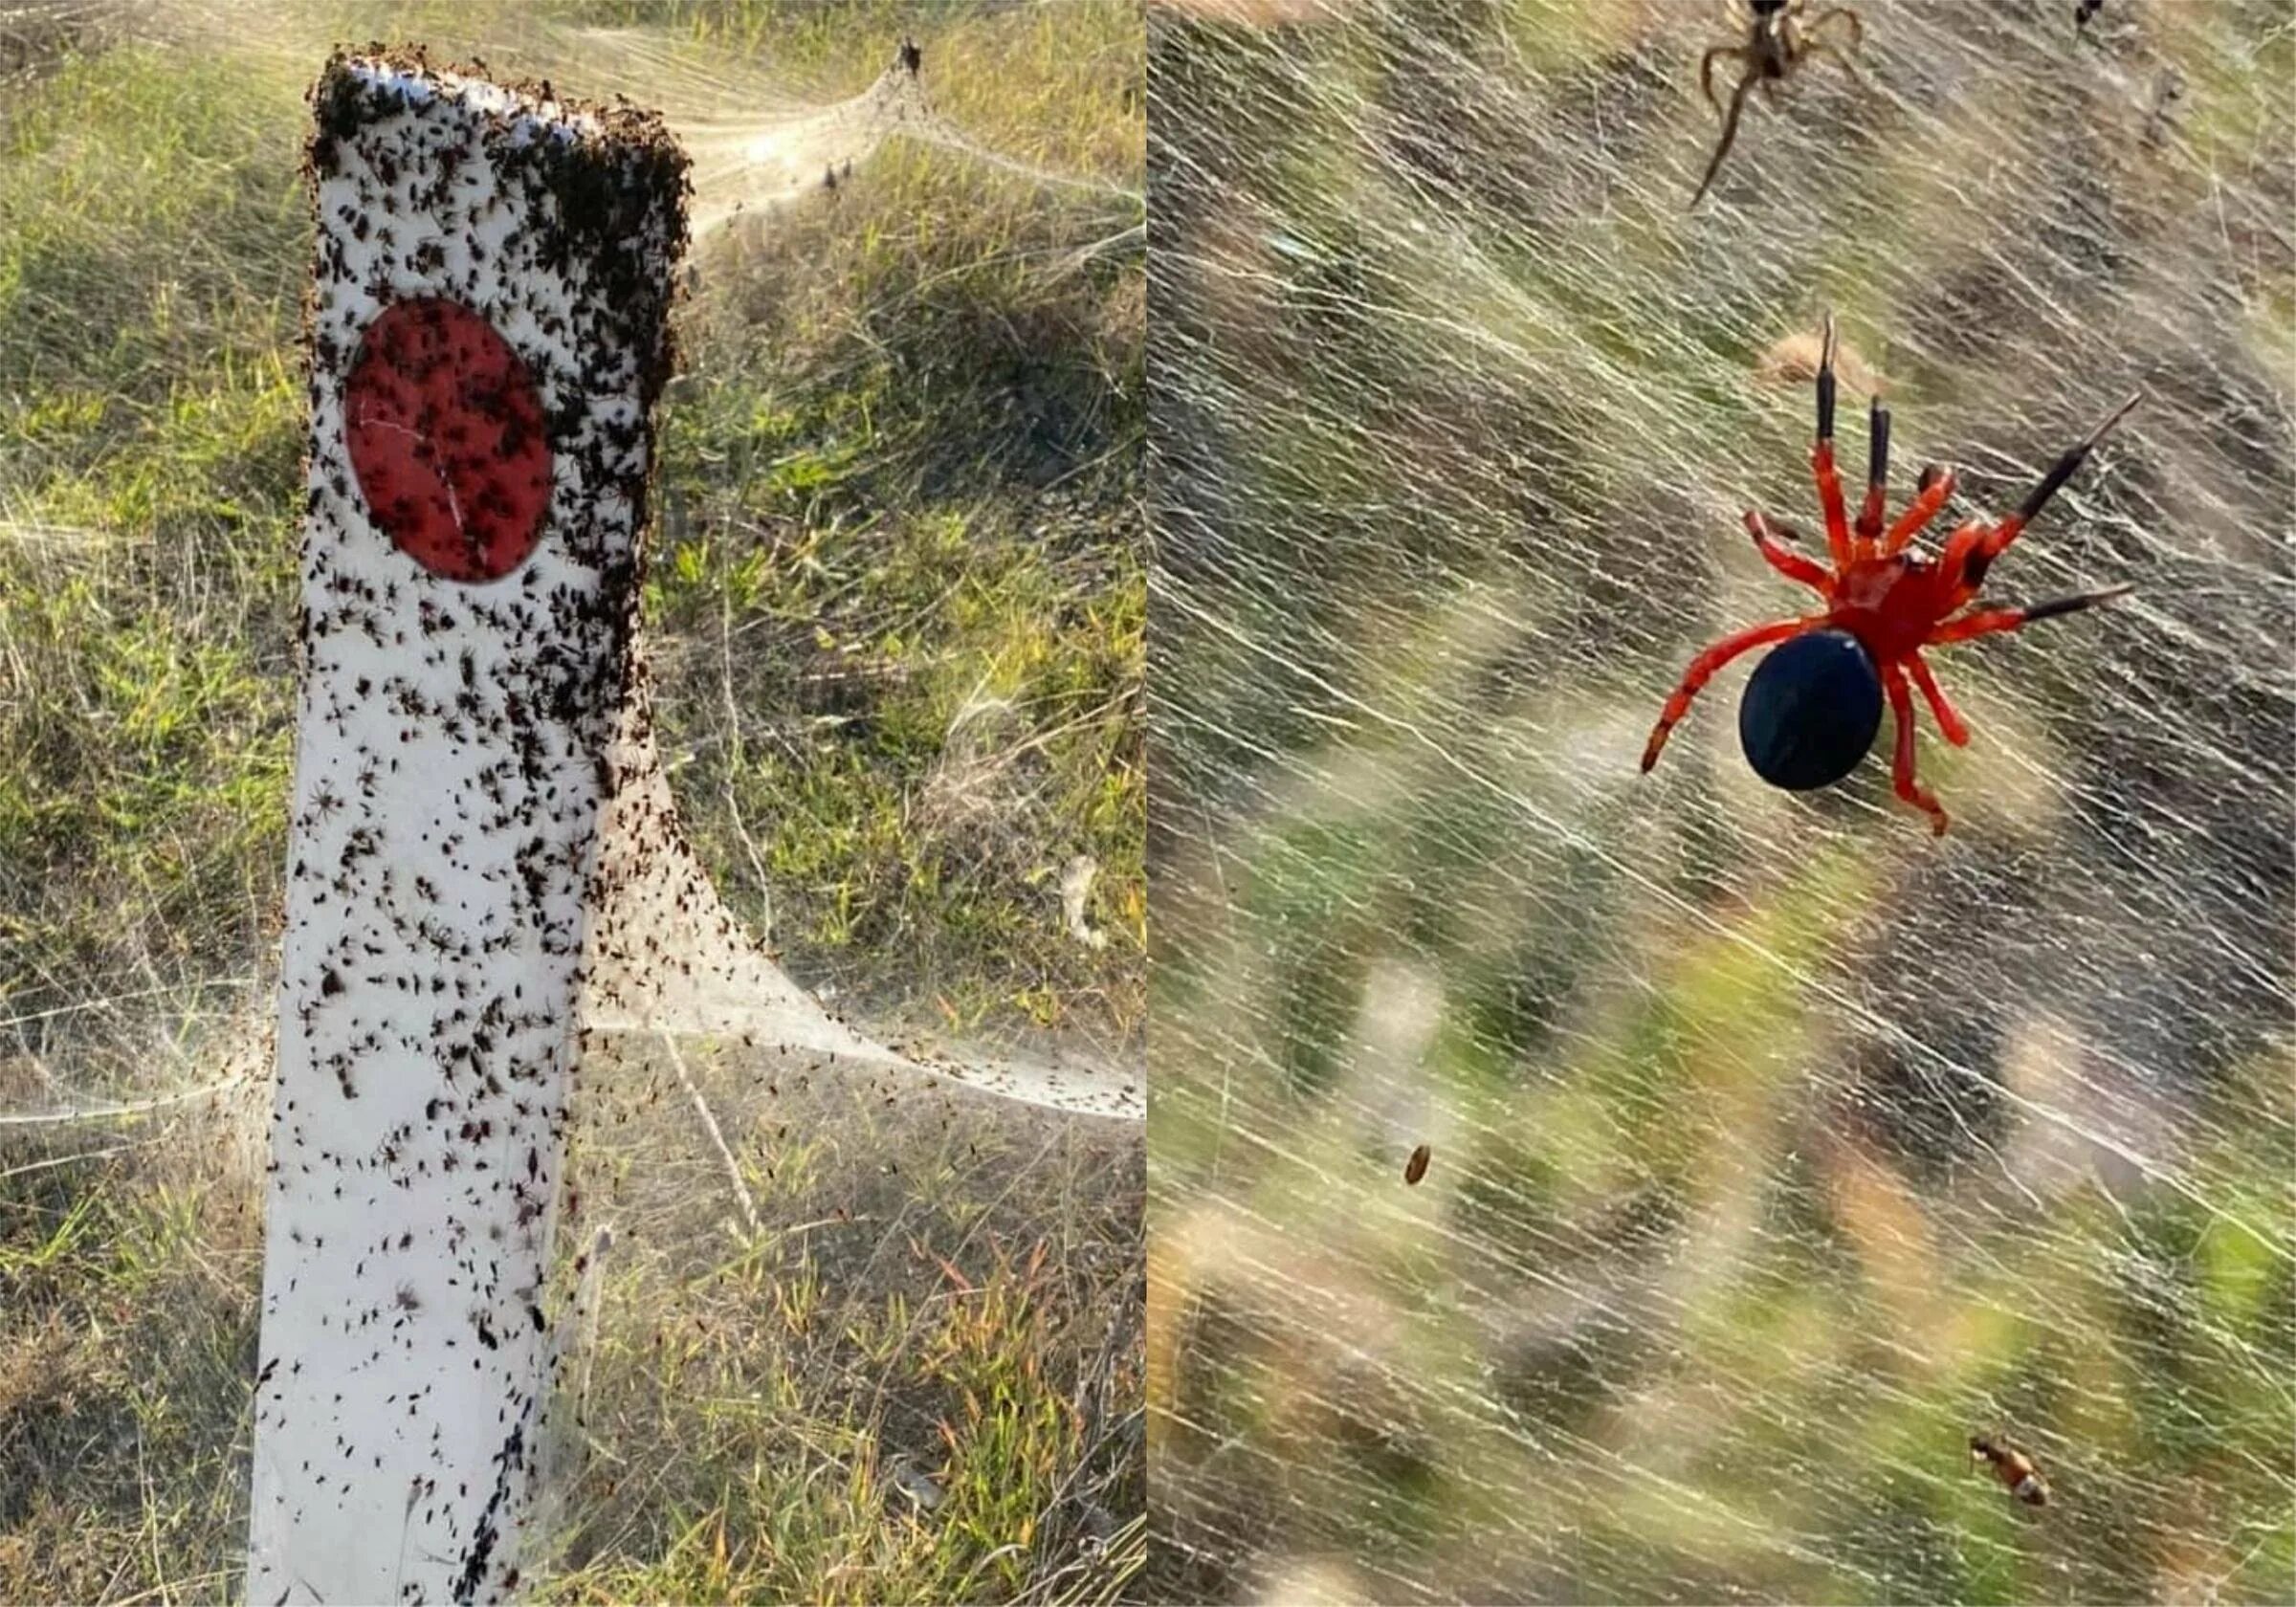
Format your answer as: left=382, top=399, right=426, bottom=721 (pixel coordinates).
left=1640, top=317, right=2139, bottom=835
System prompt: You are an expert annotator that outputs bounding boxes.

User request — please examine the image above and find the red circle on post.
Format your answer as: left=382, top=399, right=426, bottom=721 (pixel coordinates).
left=343, top=297, right=551, bottom=583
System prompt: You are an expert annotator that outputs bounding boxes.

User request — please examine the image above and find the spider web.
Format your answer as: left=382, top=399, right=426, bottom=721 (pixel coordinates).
left=1146, top=1, right=2293, bottom=1601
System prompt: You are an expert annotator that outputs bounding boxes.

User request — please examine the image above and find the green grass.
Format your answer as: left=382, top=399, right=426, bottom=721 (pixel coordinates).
left=0, top=2, right=1142, bottom=1599
left=615, top=0, right=1149, bottom=1046
left=649, top=204, right=1146, bottom=1033
left=534, top=1042, right=1145, bottom=1606
left=0, top=42, right=305, bottom=1041
left=0, top=1052, right=1149, bottom=1604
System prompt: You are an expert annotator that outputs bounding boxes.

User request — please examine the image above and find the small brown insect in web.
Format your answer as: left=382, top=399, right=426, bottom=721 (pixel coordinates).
left=1971, top=1434, right=2049, bottom=1507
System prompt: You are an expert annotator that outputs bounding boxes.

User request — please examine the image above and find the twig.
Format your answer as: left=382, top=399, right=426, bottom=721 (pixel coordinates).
left=656, top=1032, right=762, bottom=1239
left=0, top=976, right=256, bottom=1033
left=719, top=590, right=776, bottom=939
left=0, top=1142, right=145, bottom=1184
left=0, top=1073, right=247, bottom=1126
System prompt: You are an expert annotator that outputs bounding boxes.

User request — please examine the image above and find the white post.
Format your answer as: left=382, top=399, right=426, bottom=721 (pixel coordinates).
left=248, top=50, right=686, bottom=1605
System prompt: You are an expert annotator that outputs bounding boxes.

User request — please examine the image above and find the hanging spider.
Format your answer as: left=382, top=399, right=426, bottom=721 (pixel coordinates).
left=1971, top=1434, right=2050, bottom=1507
left=1690, top=0, right=1867, bottom=209
left=1639, top=316, right=2139, bottom=835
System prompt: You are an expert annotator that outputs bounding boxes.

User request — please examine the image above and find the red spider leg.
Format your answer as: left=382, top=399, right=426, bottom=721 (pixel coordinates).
left=1810, top=316, right=1854, bottom=571
left=1882, top=463, right=1957, bottom=556
left=1959, top=391, right=2143, bottom=589
left=1853, top=396, right=1890, bottom=559
left=1641, top=615, right=1825, bottom=772
left=1926, top=583, right=2136, bottom=646
left=1935, top=516, right=1992, bottom=591
left=1906, top=650, right=1970, bottom=746
left=1746, top=509, right=1829, bottom=590
left=1882, top=662, right=1950, bottom=834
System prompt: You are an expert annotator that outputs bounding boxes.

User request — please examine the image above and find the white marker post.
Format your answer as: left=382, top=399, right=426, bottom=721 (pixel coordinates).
left=249, top=51, right=686, bottom=1604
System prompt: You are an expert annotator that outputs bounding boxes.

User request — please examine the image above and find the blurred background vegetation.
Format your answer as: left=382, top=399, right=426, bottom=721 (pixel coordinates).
left=1146, top=0, right=2290, bottom=1601
left=0, top=1, right=1143, bottom=1599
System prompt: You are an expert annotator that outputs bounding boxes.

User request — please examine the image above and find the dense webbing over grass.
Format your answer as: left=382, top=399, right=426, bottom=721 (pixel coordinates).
left=1148, top=0, right=2290, bottom=1600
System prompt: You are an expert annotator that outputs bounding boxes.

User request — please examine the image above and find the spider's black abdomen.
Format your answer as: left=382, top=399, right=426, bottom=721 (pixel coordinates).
left=1738, top=628, right=1883, bottom=791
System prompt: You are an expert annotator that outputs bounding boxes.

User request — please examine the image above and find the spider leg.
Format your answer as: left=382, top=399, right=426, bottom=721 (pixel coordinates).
left=1906, top=649, right=1970, bottom=746
left=1936, top=517, right=1990, bottom=590
left=1807, top=37, right=1878, bottom=94
left=1689, top=68, right=1759, bottom=208
left=1746, top=510, right=1830, bottom=590
left=1853, top=396, right=1890, bottom=557
left=1882, top=463, right=1957, bottom=556
left=1809, top=315, right=1855, bottom=571
left=1805, top=6, right=1865, bottom=48
left=1641, top=615, right=1823, bottom=772
left=1883, top=662, right=1950, bottom=834
left=1959, top=392, right=2143, bottom=588
left=1700, top=45, right=1750, bottom=112
left=1926, top=583, right=2136, bottom=646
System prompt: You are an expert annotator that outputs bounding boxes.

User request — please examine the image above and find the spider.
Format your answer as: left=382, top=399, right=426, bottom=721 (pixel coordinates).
left=1690, top=0, right=1866, bottom=209
left=1639, top=317, right=2139, bottom=835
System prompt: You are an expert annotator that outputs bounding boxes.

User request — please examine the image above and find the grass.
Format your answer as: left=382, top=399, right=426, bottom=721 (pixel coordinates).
left=0, top=1, right=1142, bottom=1600
left=536, top=1040, right=1144, bottom=1606
left=631, top=0, right=1147, bottom=1044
